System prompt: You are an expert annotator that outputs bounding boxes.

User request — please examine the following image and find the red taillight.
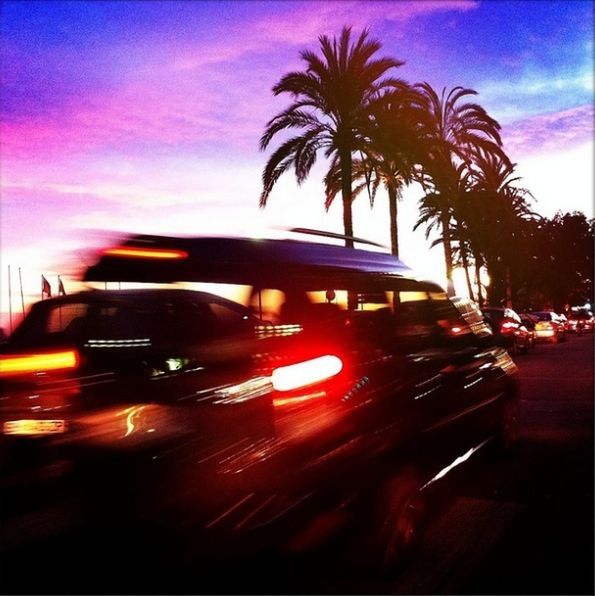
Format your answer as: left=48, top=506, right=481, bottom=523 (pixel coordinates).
left=271, top=355, right=343, bottom=392
left=104, top=246, right=188, bottom=259
left=0, top=349, right=79, bottom=377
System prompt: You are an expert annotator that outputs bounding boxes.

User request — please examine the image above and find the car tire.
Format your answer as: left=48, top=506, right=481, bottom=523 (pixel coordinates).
left=359, top=468, right=424, bottom=574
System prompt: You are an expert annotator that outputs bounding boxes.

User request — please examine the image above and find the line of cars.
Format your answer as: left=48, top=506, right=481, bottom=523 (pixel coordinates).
left=453, top=299, right=593, bottom=357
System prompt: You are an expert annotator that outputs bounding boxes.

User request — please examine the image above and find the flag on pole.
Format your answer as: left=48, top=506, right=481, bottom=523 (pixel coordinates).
left=58, top=275, right=66, bottom=296
left=42, top=275, right=51, bottom=299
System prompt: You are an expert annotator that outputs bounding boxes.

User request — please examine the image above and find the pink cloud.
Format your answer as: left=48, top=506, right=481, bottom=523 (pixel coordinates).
left=174, top=1, right=477, bottom=70
left=502, top=104, right=594, bottom=159
left=1, top=74, right=269, bottom=160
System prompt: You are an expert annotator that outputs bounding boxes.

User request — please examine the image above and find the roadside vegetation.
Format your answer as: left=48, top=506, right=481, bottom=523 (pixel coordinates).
left=259, top=26, right=593, bottom=310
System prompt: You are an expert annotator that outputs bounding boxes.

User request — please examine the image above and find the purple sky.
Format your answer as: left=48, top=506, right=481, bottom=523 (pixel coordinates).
left=1, top=0, right=593, bottom=325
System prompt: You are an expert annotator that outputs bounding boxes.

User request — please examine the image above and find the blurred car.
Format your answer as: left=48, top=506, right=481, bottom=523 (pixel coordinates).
left=0, top=232, right=520, bottom=569
left=530, top=310, right=566, bottom=343
left=482, top=307, right=531, bottom=355
left=567, top=309, right=594, bottom=334
left=518, top=313, right=537, bottom=348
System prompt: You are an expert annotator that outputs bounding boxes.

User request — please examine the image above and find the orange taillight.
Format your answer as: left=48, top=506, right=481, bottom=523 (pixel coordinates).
left=104, top=246, right=188, bottom=259
left=0, top=349, right=79, bottom=377
left=271, top=355, right=343, bottom=392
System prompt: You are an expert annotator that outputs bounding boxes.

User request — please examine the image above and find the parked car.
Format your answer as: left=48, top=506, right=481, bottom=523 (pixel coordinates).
left=567, top=309, right=594, bottom=334
left=518, top=313, right=537, bottom=348
left=0, top=232, right=520, bottom=570
left=530, top=310, right=566, bottom=343
left=482, top=307, right=531, bottom=355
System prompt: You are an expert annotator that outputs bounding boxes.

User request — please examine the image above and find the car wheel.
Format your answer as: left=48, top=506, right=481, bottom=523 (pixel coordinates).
left=362, top=469, right=424, bottom=573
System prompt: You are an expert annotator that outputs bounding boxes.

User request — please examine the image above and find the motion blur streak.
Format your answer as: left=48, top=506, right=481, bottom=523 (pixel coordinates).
left=273, top=390, right=326, bottom=407
left=212, top=377, right=272, bottom=404
left=205, top=494, right=255, bottom=528
left=421, top=438, right=491, bottom=491
left=124, top=405, right=146, bottom=437
left=0, top=350, right=78, bottom=376
left=104, top=247, right=189, bottom=259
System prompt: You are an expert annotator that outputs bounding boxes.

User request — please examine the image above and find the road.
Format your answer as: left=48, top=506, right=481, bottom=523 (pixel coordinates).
left=1, top=334, right=593, bottom=594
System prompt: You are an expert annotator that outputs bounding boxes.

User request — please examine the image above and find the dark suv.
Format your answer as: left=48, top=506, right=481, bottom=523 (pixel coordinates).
left=0, top=233, right=520, bottom=576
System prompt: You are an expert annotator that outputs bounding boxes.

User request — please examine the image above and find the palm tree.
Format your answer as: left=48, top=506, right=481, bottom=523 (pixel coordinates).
left=414, top=83, right=506, bottom=295
left=414, top=157, right=475, bottom=295
left=259, top=27, right=404, bottom=247
left=324, top=87, right=428, bottom=257
left=463, top=149, right=535, bottom=305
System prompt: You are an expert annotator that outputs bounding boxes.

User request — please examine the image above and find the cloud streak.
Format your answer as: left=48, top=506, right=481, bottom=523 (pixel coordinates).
left=502, top=104, right=594, bottom=159
left=173, top=1, right=477, bottom=70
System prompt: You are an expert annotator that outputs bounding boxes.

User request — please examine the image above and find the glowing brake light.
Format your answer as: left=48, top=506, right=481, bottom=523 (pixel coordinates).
left=0, top=350, right=79, bottom=377
left=271, top=355, right=343, bottom=392
left=104, top=246, right=188, bottom=259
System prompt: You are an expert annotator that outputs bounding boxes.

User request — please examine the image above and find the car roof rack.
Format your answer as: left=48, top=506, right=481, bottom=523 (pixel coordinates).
left=289, top=227, right=389, bottom=250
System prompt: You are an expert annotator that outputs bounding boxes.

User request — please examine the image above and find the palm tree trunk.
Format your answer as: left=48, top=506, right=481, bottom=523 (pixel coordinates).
left=388, top=184, right=399, bottom=257
left=461, top=245, right=475, bottom=301
left=340, top=146, right=358, bottom=310
left=340, top=148, right=354, bottom=248
left=456, top=221, right=474, bottom=301
left=440, top=210, right=455, bottom=296
left=474, top=251, right=484, bottom=307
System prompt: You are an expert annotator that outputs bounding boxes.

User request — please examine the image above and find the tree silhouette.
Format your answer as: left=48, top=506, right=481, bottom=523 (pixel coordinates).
left=260, top=27, right=404, bottom=247
left=324, top=86, right=428, bottom=257
left=414, top=84, right=506, bottom=294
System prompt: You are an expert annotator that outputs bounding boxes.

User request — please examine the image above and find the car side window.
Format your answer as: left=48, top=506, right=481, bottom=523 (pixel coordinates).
left=392, top=291, right=438, bottom=351
left=46, top=303, right=90, bottom=337
left=249, top=288, right=287, bottom=324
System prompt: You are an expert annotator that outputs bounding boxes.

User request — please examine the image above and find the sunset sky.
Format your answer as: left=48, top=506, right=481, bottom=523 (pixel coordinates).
left=1, top=0, right=593, bottom=328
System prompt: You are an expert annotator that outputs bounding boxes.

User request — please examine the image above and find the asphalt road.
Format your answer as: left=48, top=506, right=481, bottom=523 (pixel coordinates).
left=1, top=334, right=593, bottom=594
